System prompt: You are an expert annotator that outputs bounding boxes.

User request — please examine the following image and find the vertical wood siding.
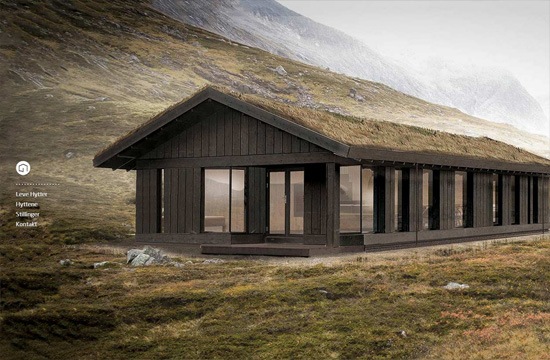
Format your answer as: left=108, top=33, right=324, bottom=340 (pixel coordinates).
left=141, top=107, right=327, bottom=160
left=136, top=169, right=161, bottom=234
left=161, top=167, right=201, bottom=234
left=304, top=164, right=328, bottom=236
left=247, top=167, right=267, bottom=234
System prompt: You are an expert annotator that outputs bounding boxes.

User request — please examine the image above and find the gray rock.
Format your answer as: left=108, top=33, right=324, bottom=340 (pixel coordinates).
left=443, top=282, right=470, bottom=290
left=59, top=259, right=73, bottom=266
left=274, top=65, right=287, bottom=76
left=93, top=261, right=110, bottom=269
left=63, top=149, right=77, bottom=159
left=349, top=88, right=364, bottom=101
left=130, top=253, right=151, bottom=267
left=126, top=249, right=143, bottom=264
left=202, top=258, right=225, bottom=264
left=143, top=246, right=164, bottom=262
left=318, top=289, right=335, bottom=299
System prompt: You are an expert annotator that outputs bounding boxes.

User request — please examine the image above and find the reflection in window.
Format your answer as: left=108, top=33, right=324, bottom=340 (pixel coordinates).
left=231, top=169, right=245, bottom=232
left=394, top=169, right=407, bottom=232
left=340, top=166, right=361, bottom=233
left=455, top=172, right=466, bottom=228
left=204, top=169, right=245, bottom=233
left=362, top=168, right=374, bottom=233
left=290, top=171, right=304, bottom=234
left=269, top=172, right=285, bottom=234
left=423, top=170, right=435, bottom=230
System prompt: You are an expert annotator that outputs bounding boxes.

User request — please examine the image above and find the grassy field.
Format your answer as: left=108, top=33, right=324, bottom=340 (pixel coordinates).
left=1, top=236, right=548, bottom=359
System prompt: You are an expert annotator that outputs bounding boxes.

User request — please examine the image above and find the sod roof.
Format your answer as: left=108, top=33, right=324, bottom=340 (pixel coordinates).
left=94, top=86, right=550, bottom=173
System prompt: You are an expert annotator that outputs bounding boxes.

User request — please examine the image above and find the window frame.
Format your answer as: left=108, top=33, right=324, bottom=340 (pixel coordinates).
left=202, top=167, right=247, bottom=234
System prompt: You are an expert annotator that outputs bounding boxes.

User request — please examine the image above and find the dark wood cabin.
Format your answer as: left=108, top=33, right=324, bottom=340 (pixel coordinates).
left=94, top=87, right=550, bottom=256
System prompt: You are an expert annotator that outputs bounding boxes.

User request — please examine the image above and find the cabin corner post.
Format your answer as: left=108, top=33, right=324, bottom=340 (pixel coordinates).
left=326, top=162, right=340, bottom=247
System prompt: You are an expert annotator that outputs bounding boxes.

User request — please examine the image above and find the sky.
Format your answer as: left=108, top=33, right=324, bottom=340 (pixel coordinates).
left=277, top=0, right=550, bottom=117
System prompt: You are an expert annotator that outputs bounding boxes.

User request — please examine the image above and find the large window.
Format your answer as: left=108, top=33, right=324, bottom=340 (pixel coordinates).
left=362, top=168, right=374, bottom=233
left=455, top=171, right=467, bottom=228
left=204, top=169, right=245, bottom=233
left=340, top=166, right=376, bottom=233
left=340, top=166, right=361, bottom=233
left=422, top=170, right=436, bottom=230
left=290, top=171, right=304, bottom=234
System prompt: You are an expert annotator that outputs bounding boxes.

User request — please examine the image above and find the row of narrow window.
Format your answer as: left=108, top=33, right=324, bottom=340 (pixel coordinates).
left=159, top=167, right=545, bottom=234
left=340, top=167, right=540, bottom=233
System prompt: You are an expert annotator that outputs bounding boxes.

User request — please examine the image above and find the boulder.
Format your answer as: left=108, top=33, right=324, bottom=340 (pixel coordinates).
left=443, top=282, right=469, bottom=290
left=130, top=253, right=151, bottom=267
left=202, top=258, right=225, bottom=264
left=127, top=249, right=143, bottom=264
left=93, top=261, right=110, bottom=269
left=274, top=65, right=287, bottom=76
left=59, top=259, right=73, bottom=266
left=143, top=246, right=167, bottom=263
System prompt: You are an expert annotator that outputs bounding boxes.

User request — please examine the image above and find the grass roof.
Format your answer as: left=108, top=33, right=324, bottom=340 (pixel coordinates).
left=98, top=85, right=550, bottom=166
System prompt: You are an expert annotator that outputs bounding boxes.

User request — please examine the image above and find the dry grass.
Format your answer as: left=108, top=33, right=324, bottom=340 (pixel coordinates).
left=1, top=236, right=548, bottom=359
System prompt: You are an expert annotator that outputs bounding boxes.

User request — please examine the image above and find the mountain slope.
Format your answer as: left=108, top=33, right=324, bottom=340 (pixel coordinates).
left=152, top=0, right=549, bottom=136
left=0, top=0, right=548, bottom=241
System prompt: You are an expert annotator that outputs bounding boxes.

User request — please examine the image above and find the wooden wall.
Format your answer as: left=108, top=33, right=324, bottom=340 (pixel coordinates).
left=163, top=168, right=202, bottom=234
left=471, top=173, right=494, bottom=228
left=304, top=164, right=328, bottom=237
left=541, top=177, right=550, bottom=224
left=373, top=166, right=395, bottom=233
left=247, top=167, right=267, bottom=234
left=499, top=175, right=511, bottom=226
left=326, top=163, right=340, bottom=247
left=136, top=169, right=162, bottom=234
left=438, top=170, right=455, bottom=230
left=407, top=168, right=422, bottom=232
left=142, top=107, right=328, bottom=160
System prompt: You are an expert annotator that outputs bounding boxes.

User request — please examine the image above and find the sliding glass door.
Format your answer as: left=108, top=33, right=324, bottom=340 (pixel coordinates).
left=268, top=170, right=304, bottom=235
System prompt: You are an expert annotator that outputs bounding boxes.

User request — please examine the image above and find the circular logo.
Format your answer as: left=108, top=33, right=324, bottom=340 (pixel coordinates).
left=16, top=161, right=31, bottom=176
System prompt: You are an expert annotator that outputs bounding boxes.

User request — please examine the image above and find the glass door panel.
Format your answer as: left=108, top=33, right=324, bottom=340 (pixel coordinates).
left=289, top=171, right=304, bottom=234
left=269, top=171, right=285, bottom=234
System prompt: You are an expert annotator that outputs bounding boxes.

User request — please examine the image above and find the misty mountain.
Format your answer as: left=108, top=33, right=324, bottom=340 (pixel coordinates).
left=409, top=59, right=549, bottom=135
left=152, top=0, right=549, bottom=136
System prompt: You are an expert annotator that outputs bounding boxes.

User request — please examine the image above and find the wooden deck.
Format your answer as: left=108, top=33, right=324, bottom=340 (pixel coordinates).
left=201, top=243, right=364, bottom=257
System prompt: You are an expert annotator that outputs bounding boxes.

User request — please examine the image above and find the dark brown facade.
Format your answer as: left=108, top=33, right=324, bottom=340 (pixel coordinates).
left=94, top=87, right=550, bottom=256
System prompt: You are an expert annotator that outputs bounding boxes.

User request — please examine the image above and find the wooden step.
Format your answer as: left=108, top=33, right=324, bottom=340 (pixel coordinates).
left=201, top=243, right=365, bottom=257
left=264, top=236, right=304, bottom=244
